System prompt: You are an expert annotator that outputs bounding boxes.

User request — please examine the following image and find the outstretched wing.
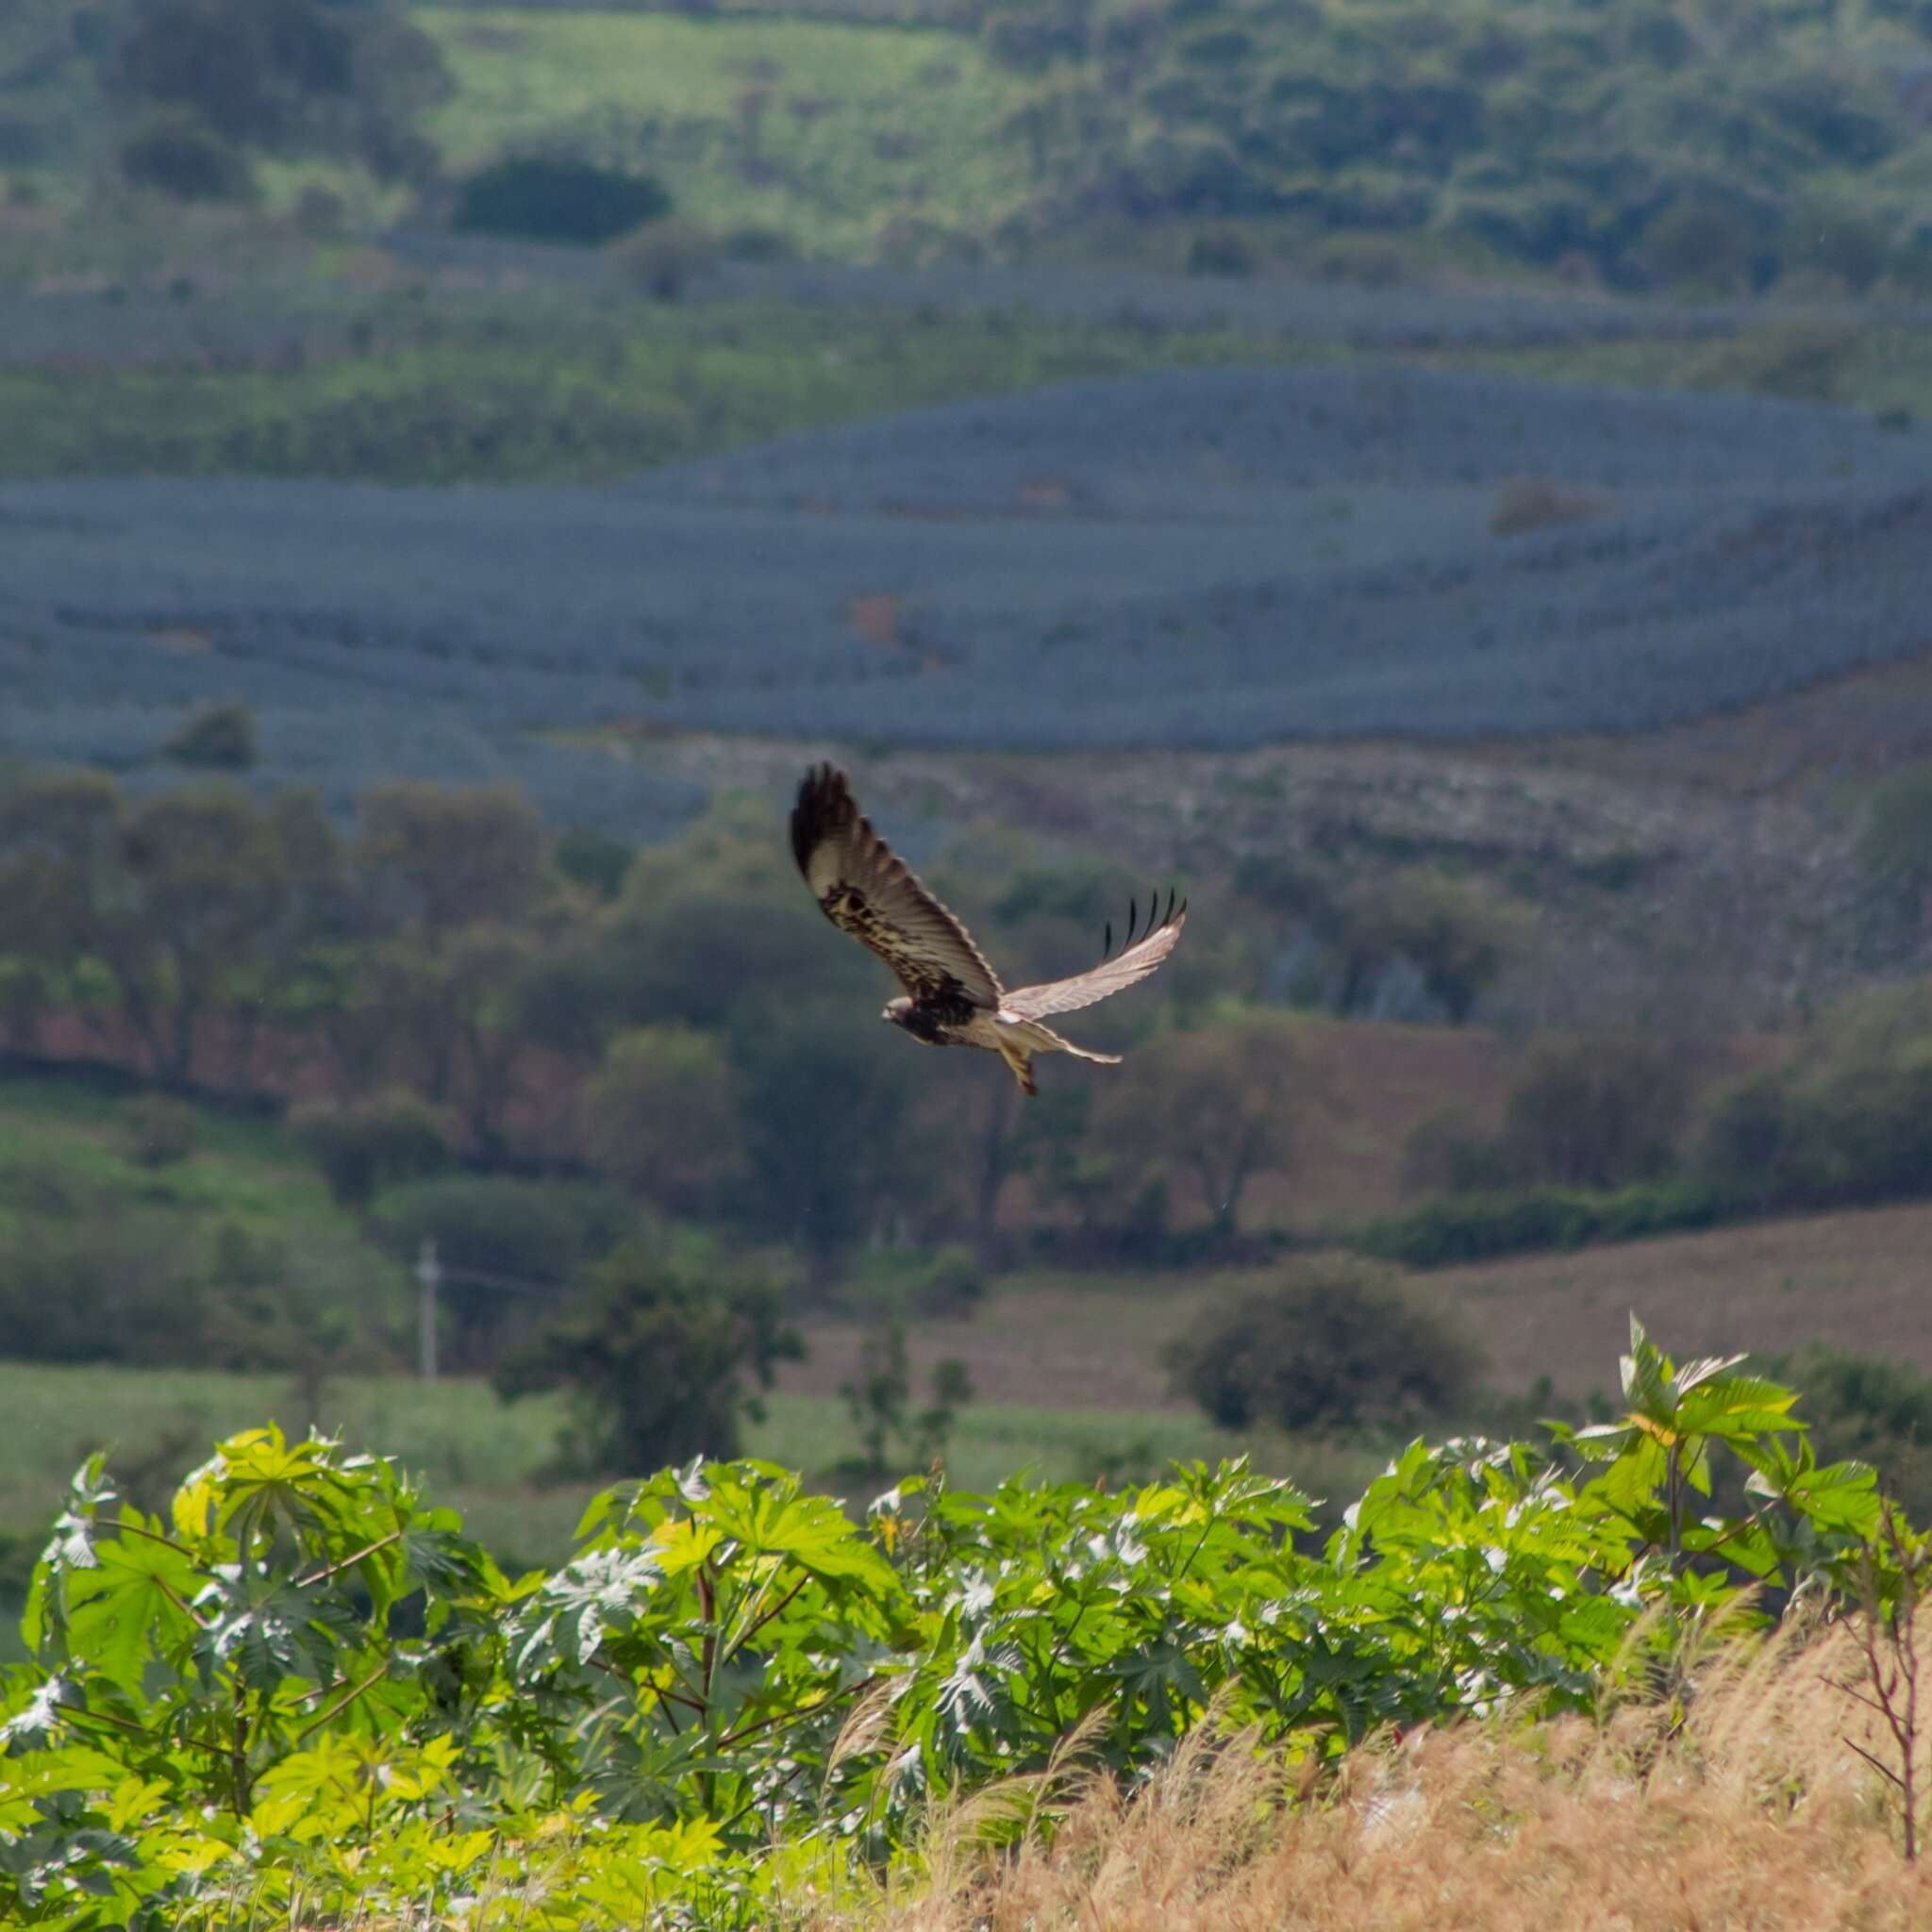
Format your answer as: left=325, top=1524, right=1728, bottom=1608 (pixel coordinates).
left=791, top=763, right=1003, bottom=1009
left=1004, top=891, right=1187, bottom=1020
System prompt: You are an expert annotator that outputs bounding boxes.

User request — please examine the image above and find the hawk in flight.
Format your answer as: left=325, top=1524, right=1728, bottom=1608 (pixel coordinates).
left=791, top=763, right=1186, bottom=1095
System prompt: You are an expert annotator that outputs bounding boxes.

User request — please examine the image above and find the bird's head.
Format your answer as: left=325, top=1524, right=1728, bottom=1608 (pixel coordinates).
left=882, top=995, right=913, bottom=1028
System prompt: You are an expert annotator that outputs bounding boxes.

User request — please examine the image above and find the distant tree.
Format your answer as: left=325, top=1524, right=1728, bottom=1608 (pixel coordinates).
left=728, top=999, right=940, bottom=1280
left=438, top=923, right=542, bottom=1153
left=1338, top=870, right=1529, bottom=1024
left=595, top=856, right=872, bottom=1039
left=111, top=0, right=447, bottom=181
left=259, top=787, right=356, bottom=1067
left=1089, top=1016, right=1303, bottom=1240
left=162, top=698, right=258, bottom=770
left=375, top=1174, right=627, bottom=1370
left=118, top=109, right=256, bottom=203
left=1172, top=1255, right=1483, bottom=1435
left=1399, top=1102, right=1513, bottom=1197
left=291, top=1087, right=455, bottom=1208
left=494, top=1241, right=800, bottom=1474
left=100, top=785, right=291, bottom=1088
left=1634, top=192, right=1783, bottom=294
left=0, top=769, right=123, bottom=1052
left=1496, top=1034, right=1694, bottom=1191
left=353, top=781, right=552, bottom=947
left=580, top=1024, right=744, bottom=1218
left=554, top=825, right=634, bottom=903
left=511, top=939, right=636, bottom=1069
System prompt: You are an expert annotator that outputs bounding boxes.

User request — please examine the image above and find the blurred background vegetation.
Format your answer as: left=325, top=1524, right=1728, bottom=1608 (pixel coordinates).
left=6, top=0, right=1932, bottom=1646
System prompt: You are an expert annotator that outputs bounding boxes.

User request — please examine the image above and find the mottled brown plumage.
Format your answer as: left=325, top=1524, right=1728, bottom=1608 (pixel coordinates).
left=790, top=763, right=1186, bottom=1094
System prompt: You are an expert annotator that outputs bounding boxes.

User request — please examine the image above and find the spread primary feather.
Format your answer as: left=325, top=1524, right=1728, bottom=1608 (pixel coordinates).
left=790, top=762, right=1186, bottom=1096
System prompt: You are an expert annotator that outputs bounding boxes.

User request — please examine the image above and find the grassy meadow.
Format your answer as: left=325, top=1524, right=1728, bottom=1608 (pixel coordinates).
left=417, top=7, right=1033, bottom=256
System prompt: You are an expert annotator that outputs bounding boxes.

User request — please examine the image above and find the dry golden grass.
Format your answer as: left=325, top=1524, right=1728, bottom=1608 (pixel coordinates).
left=302, top=1621, right=1932, bottom=1930
left=803, top=1618, right=1932, bottom=1932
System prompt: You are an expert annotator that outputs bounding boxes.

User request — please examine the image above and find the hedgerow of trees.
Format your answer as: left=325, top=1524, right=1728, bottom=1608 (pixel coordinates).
left=110, top=0, right=448, bottom=198
left=8, top=757, right=1932, bottom=1379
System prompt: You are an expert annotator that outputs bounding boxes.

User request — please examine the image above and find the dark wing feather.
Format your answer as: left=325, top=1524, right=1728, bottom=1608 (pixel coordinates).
left=791, top=764, right=1003, bottom=1008
left=1003, top=904, right=1186, bottom=1020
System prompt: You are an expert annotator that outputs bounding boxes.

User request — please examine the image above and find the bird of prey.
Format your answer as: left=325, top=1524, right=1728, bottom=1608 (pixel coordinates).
left=790, top=763, right=1186, bottom=1095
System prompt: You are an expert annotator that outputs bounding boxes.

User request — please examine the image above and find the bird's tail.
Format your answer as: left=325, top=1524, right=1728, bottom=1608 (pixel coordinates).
left=1007, top=1016, right=1121, bottom=1066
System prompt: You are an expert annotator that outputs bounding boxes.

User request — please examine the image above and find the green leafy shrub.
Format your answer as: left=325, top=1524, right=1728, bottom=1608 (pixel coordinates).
left=453, top=156, right=673, bottom=245
left=291, top=1086, right=454, bottom=1208
left=1172, top=1254, right=1483, bottom=1432
left=1770, top=1346, right=1932, bottom=1525
left=117, top=108, right=256, bottom=203
left=0, top=1323, right=1907, bottom=1924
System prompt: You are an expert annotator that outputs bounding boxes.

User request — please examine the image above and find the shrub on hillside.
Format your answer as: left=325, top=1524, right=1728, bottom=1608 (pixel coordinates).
left=1496, top=1034, right=1695, bottom=1191
left=1694, top=984, right=1932, bottom=1213
left=162, top=698, right=258, bottom=771
left=1172, top=1254, right=1483, bottom=1433
left=453, top=156, right=673, bottom=246
left=118, top=109, right=256, bottom=203
left=291, top=1088, right=455, bottom=1208
left=493, top=1240, right=800, bottom=1474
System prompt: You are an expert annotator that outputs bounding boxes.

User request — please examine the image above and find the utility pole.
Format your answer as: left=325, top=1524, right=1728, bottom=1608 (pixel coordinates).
left=417, top=1238, right=440, bottom=1385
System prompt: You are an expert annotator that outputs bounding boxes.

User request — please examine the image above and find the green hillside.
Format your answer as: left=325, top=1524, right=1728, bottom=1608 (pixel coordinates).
left=7, top=0, right=1932, bottom=283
